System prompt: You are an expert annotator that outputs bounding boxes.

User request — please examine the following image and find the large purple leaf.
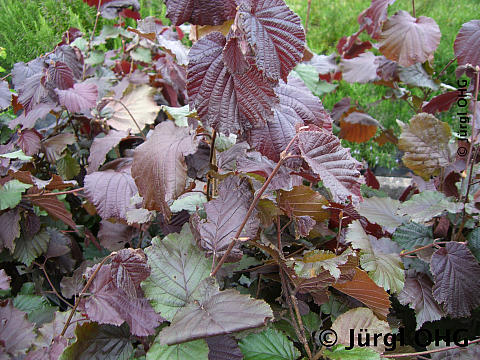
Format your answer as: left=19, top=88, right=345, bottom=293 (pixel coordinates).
left=0, top=81, right=11, bottom=110
left=0, top=300, right=36, bottom=358
left=17, top=73, right=51, bottom=113
left=82, top=253, right=162, bottom=337
left=84, top=167, right=138, bottom=221
left=55, top=82, right=98, bottom=113
left=48, top=45, right=84, bottom=80
left=17, top=129, right=42, bottom=156
left=248, top=76, right=332, bottom=162
left=131, top=121, right=197, bottom=218
left=45, top=61, right=74, bottom=90
left=454, top=20, right=480, bottom=68
left=431, top=242, right=480, bottom=318
left=110, top=248, right=149, bottom=298
left=297, top=130, right=363, bottom=203
left=195, top=176, right=259, bottom=261
left=0, top=208, right=20, bottom=252
left=187, top=32, right=277, bottom=134
left=398, top=272, right=444, bottom=329
left=378, top=11, right=440, bottom=67
left=236, top=0, right=306, bottom=82
left=158, top=278, right=273, bottom=345
left=87, top=129, right=128, bottom=174
left=340, top=52, right=379, bottom=83
left=165, top=0, right=236, bottom=26
left=8, top=103, right=57, bottom=130
left=11, top=59, right=46, bottom=90
left=358, top=0, right=396, bottom=39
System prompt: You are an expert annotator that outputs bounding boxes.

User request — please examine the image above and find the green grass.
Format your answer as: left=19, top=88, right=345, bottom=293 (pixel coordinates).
left=286, top=0, right=478, bottom=168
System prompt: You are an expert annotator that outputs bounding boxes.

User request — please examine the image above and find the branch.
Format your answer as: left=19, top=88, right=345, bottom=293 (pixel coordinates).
left=60, top=253, right=115, bottom=337
left=399, top=241, right=451, bottom=257
left=210, top=135, right=299, bottom=276
left=305, top=0, right=312, bottom=36
left=382, top=337, right=480, bottom=358
left=23, top=187, right=84, bottom=198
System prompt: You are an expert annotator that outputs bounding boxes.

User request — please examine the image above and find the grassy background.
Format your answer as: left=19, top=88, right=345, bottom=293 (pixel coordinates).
left=0, top=0, right=477, bottom=168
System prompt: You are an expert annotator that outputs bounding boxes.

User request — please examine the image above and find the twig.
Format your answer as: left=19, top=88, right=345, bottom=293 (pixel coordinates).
left=399, top=241, right=452, bottom=257
left=0, top=73, right=11, bottom=81
left=411, top=0, right=416, bottom=18
left=305, top=0, right=312, bottom=36
left=256, top=274, right=262, bottom=298
left=34, top=261, right=73, bottom=308
left=382, top=337, right=480, bottom=358
left=60, top=253, right=114, bottom=337
left=82, top=0, right=102, bottom=79
left=23, top=187, right=84, bottom=198
left=335, top=210, right=343, bottom=255
left=104, top=98, right=146, bottom=140
left=434, top=56, right=457, bottom=79
left=276, top=215, right=283, bottom=250
left=280, top=219, right=293, bottom=235
left=207, top=129, right=217, bottom=201
left=210, top=156, right=293, bottom=276
left=291, top=294, right=312, bottom=359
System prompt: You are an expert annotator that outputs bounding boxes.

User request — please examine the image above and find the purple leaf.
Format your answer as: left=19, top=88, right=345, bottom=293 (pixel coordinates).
left=45, top=61, right=75, bottom=90
left=100, top=0, right=140, bottom=19
left=56, top=82, right=98, bottom=113
left=398, top=272, right=444, bottom=329
left=431, top=242, right=480, bottom=318
left=16, top=129, right=42, bottom=156
left=158, top=278, right=273, bottom=345
left=97, top=220, right=138, bottom=251
left=454, top=20, right=480, bottom=68
left=110, top=248, right=150, bottom=298
left=84, top=168, right=138, bottom=221
left=8, top=103, right=57, bottom=130
left=0, top=300, right=36, bottom=357
left=49, top=45, right=84, bottom=80
left=340, top=52, right=379, bottom=83
left=248, top=76, right=332, bottom=162
left=131, top=121, right=197, bottom=218
left=422, top=91, right=460, bottom=115
left=358, top=0, right=396, bottom=39
left=206, top=335, right=243, bottom=360
left=195, top=176, right=259, bottom=261
left=28, top=187, right=77, bottom=230
left=236, top=0, right=306, bottom=82
left=82, top=259, right=162, bottom=337
left=18, top=73, right=51, bottom=113
left=297, top=130, right=363, bottom=203
left=0, top=81, right=11, bottom=110
left=379, top=11, right=441, bottom=67
left=87, top=129, right=128, bottom=174
left=187, top=32, right=278, bottom=134
left=0, top=208, right=21, bottom=252
left=164, top=0, right=236, bottom=26
left=11, top=59, right=46, bottom=90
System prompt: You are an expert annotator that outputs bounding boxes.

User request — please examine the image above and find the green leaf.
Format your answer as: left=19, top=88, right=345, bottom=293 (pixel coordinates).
left=347, top=221, right=404, bottom=293
left=356, top=196, right=406, bottom=232
left=13, top=229, right=50, bottom=266
left=131, top=47, right=152, bottom=63
left=170, top=192, right=207, bottom=213
left=160, top=105, right=195, bottom=127
left=392, top=222, right=433, bottom=251
left=142, top=225, right=212, bottom=321
left=60, top=322, right=133, bottom=360
left=0, top=149, right=32, bottom=161
left=146, top=340, right=208, bottom=360
left=239, top=328, right=300, bottom=360
left=468, top=228, right=480, bottom=262
left=0, top=179, right=32, bottom=210
left=397, top=191, right=463, bottom=223
left=323, top=345, right=381, bottom=360
left=56, top=153, right=80, bottom=180
left=293, top=64, right=337, bottom=96
left=84, top=50, right=105, bottom=66
left=157, top=277, right=273, bottom=345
